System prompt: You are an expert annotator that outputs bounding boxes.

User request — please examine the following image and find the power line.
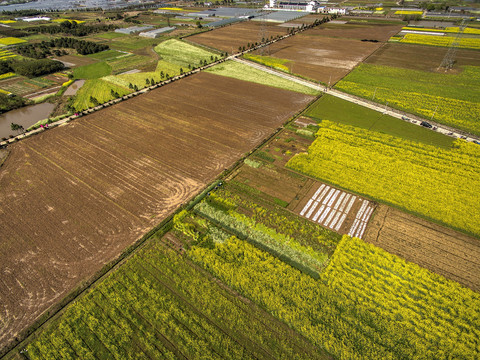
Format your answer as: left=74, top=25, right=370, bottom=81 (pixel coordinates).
left=438, top=19, right=468, bottom=71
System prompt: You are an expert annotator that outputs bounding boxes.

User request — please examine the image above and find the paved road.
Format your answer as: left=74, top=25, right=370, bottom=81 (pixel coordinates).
left=234, top=58, right=480, bottom=144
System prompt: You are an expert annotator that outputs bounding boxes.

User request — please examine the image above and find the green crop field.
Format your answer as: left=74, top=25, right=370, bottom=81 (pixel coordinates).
left=94, top=31, right=127, bottom=39
left=305, top=94, right=454, bottom=147
left=335, top=63, right=480, bottom=135
left=71, top=39, right=221, bottom=111
left=287, top=120, right=480, bottom=237
left=155, top=59, right=183, bottom=77
left=186, top=234, right=480, bottom=359
left=206, top=61, right=319, bottom=96
left=73, top=61, right=112, bottom=79
left=25, top=227, right=330, bottom=360
left=0, top=37, right=26, bottom=46
left=107, top=54, right=156, bottom=74
left=72, top=79, right=129, bottom=110
left=154, top=39, right=218, bottom=68
left=191, top=187, right=338, bottom=277
left=86, top=49, right=125, bottom=61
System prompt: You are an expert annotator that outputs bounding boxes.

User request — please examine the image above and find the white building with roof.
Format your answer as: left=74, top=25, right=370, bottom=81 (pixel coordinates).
left=269, top=0, right=319, bottom=12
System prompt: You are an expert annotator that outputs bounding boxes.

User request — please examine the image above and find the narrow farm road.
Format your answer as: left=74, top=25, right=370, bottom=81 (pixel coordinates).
left=233, top=57, right=480, bottom=143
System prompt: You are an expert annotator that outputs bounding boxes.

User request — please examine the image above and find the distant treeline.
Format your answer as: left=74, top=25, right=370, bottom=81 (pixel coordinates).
left=0, top=58, right=64, bottom=77
left=0, top=9, right=44, bottom=16
left=1, top=1, right=157, bottom=16
left=17, top=37, right=109, bottom=58
left=27, top=21, right=117, bottom=36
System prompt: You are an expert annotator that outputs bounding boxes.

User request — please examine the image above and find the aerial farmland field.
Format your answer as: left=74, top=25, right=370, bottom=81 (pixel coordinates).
left=365, top=42, right=480, bottom=70
left=17, top=177, right=480, bottom=359
left=0, top=72, right=313, bottom=350
left=249, top=29, right=383, bottom=84
left=188, top=21, right=289, bottom=54
left=23, top=232, right=332, bottom=360
left=72, top=39, right=220, bottom=111
left=397, top=33, right=480, bottom=50
left=242, top=20, right=402, bottom=84
left=1, top=5, right=480, bottom=359
left=313, top=19, right=403, bottom=41
left=336, top=63, right=480, bottom=134
left=365, top=205, right=480, bottom=292
left=287, top=120, right=480, bottom=237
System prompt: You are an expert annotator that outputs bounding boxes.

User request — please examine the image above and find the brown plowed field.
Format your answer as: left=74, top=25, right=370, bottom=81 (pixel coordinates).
left=289, top=14, right=328, bottom=24
left=0, top=71, right=314, bottom=350
left=252, top=30, right=383, bottom=84
left=315, top=22, right=402, bottom=42
left=188, top=21, right=288, bottom=54
left=365, top=42, right=480, bottom=71
left=364, top=205, right=480, bottom=292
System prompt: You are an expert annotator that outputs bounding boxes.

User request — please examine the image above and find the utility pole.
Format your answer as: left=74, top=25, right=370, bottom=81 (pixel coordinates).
left=372, top=87, right=377, bottom=101
left=438, top=19, right=468, bottom=71
left=431, top=104, right=438, bottom=121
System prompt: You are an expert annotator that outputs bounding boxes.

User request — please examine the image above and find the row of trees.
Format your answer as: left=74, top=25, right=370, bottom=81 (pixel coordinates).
left=27, top=20, right=117, bottom=37
left=0, top=58, right=64, bottom=77
left=16, top=37, right=109, bottom=58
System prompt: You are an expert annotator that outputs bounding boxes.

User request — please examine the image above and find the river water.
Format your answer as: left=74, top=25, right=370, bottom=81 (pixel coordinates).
left=0, top=102, right=54, bottom=139
left=0, top=0, right=148, bottom=12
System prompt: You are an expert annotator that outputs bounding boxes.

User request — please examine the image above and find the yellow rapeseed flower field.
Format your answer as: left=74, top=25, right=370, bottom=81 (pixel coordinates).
left=0, top=37, right=26, bottom=46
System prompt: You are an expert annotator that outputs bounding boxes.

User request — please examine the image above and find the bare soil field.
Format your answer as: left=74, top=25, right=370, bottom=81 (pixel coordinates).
left=315, top=22, right=402, bottom=42
left=0, top=71, right=313, bottom=351
left=229, top=126, right=315, bottom=206
left=289, top=14, right=328, bottom=24
left=232, top=162, right=312, bottom=205
left=188, top=21, right=288, bottom=54
left=253, top=31, right=382, bottom=84
left=364, top=205, right=480, bottom=292
left=365, top=42, right=480, bottom=71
